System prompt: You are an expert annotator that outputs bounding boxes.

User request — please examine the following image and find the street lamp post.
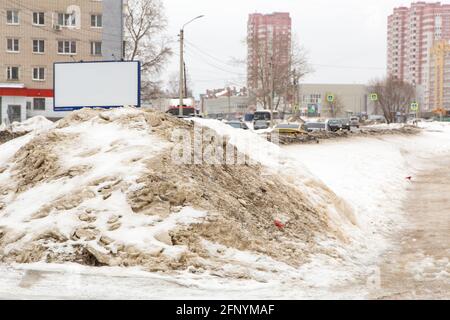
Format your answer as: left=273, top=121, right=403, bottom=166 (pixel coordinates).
left=179, top=15, right=204, bottom=117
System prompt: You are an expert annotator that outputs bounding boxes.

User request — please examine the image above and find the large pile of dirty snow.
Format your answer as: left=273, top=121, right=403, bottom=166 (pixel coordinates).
left=0, top=116, right=54, bottom=146
left=9, top=116, right=54, bottom=133
left=0, top=107, right=354, bottom=278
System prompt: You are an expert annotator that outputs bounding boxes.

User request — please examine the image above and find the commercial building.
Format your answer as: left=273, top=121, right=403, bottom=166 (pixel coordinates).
left=387, top=2, right=450, bottom=111
left=299, top=84, right=376, bottom=118
left=247, top=12, right=291, bottom=95
left=0, top=0, right=124, bottom=124
left=200, top=87, right=249, bottom=119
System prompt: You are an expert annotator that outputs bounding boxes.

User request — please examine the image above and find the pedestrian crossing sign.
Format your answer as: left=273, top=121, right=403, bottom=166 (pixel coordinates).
left=326, top=94, right=335, bottom=103
left=370, top=93, right=378, bottom=101
left=411, top=102, right=419, bottom=111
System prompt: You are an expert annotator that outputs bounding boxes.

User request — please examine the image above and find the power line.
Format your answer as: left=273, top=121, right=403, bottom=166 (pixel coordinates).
left=184, top=39, right=242, bottom=69
left=184, top=49, right=246, bottom=76
left=311, top=63, right=385, bottom=70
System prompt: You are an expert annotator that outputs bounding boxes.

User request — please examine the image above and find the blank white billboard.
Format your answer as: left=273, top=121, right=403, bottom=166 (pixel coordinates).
left=54, top=61, right=140, bottom=111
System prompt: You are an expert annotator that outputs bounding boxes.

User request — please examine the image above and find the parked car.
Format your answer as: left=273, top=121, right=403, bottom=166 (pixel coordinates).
left=349, top=116, right=360, bottom=128
left=327, top=119, right=343, bottom=132
left=273, top=123, right=306, bottom=135
left=338, top=118, right=351, bottom=130
left=253, top=120, right=270, bottom=130
left=226, top=121, right=249, bottom=130
left=304, top=122, right=327, bottom=132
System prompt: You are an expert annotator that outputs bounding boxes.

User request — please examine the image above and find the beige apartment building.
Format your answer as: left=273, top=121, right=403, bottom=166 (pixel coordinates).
left=0, top=0, right=123, bottom=123
left=299, top=84, right=377, bottom=118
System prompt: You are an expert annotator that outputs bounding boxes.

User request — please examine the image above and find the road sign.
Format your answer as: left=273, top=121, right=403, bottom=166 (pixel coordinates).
left=410, top=102, right=419, bottom=111
left=370, top=93, right=378, bottom=101
left=326, top=94, right=335, bottom=103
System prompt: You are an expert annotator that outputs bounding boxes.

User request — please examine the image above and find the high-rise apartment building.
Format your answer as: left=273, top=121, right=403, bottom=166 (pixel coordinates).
left=247, top=12, right=291, bottom=102
left=0, top=0, right=124, bottom=123
left=387, top=2, right=450, bottom=111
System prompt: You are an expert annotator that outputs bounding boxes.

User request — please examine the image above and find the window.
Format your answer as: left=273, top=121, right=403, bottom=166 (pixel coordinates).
left=90, top=41, right=102, bottom=55
left=6, top=10, right=19, bottom=24
left=91, top=14, right=102, bottom=27
left=7, top=66, right=19, bottom=80
left=33, top=12, right=45, bottom=25
left=7, top=38, right=19, bottom=52
left=33, top=98, right=46, bottom=111
left=58, top=40, right=76, bottom=54
left=32, top=67, right=45, bottom=81
left=57, top=13, right=76, bottom=26
left=33, top=40, right=45, bottom=53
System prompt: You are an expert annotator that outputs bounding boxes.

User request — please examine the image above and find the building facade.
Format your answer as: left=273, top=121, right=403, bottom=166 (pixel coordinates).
left=299, top=84, right=376, bottom=118
left=0, top=0, right=123, bottom=124
left=200, top=87, right=249, bottom=119
left=387, top=2, right=450, bottom=111
left=247, top=12, right=291, bottom=95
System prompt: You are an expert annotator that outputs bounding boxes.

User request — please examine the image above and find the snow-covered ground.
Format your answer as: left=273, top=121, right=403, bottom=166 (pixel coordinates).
left=0, top=116, right=449, bottom=299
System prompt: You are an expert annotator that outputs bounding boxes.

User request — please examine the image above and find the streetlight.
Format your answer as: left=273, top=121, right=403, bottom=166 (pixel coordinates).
left=179, top=15, right=204, bottom=117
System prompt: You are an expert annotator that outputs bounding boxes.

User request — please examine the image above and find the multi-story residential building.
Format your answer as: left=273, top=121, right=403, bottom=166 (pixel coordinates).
left=247, top=12, right=291, bottom=101
left=387, top=2, right=450, bottom=111
left=0, top=0, right=124, bottom=123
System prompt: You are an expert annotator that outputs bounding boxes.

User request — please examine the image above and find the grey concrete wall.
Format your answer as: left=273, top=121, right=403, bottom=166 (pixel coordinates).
left=102, top=0, right=124, bottom=60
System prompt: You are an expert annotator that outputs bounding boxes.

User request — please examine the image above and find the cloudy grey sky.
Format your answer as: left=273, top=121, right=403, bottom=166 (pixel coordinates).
left=162, top=0, right=411, bottom=97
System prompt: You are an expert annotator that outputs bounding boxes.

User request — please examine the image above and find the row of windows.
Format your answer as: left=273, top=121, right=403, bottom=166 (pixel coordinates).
left=6, top=10, right=103, bottom=28
left=5, top=66, right=46, bottom=81
left=5, top=38, right=102, bottom=55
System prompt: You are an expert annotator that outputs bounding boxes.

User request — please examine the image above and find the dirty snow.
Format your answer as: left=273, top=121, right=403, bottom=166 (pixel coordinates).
left=8, top=116, right=54, bottom=133
left=1, top=110, right=449, bottom=299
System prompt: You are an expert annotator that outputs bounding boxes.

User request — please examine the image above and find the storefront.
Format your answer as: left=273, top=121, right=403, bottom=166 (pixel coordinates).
left=0, top=84, right=55, bottom=124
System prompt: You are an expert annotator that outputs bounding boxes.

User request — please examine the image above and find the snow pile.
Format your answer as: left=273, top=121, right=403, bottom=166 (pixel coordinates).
left=0, top=107, right=354, bottom=277
left=0, top=116, right=54, bottom=146
left=9, top=116, right=54, bottom=133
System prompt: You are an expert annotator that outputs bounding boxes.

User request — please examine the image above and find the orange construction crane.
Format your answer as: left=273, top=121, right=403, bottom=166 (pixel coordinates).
left=430, top=40, right=450, bottom=117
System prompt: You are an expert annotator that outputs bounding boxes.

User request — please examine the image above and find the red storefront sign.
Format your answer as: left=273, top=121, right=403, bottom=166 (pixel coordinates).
left=0, top=87, right=54, bottom=98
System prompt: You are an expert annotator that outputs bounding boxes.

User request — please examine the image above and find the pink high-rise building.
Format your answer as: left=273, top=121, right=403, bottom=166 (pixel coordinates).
left=387, top=2, right=450, bottom=111
left=247, top=12, right=291, bottom=93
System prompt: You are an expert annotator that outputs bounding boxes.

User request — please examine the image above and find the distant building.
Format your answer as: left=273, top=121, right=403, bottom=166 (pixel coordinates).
left=387, top=2, right=450, bottom=111
left=299, top=84, right=376, bottom=118
left=0, top=0, right=124, bottom=124
left=247, top=12, right=291, bottom=96
left=200, top=87, right=249, bottom=119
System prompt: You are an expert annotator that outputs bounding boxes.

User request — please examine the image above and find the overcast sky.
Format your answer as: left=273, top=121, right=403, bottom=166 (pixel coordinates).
left=162, top=0, right=413, bottom=97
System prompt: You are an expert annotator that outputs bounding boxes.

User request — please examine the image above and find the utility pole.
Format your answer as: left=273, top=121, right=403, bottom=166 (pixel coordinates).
left=179, top=29, right=184, bottom=117
left=269, top=55, right=275, bottom=127
left=227, top=87, right=231, bottom=120
left=178, top=15, right=205, bottom=118
left=184, top=62, right=188, bottom=99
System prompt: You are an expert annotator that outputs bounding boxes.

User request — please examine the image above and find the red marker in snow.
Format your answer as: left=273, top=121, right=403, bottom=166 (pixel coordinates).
left=274, top=220, right=284, bottom=230
left=406, top=176, right=412, bottom=181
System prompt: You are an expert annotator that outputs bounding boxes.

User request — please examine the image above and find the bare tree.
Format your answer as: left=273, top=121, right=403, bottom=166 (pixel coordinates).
left=247, top=33, right=311, bottom=113
left=164, top=72, right=193, bottom=98
left=368, top=76, right=416, bottom=124
left=124, top=0, right=172, bottom=98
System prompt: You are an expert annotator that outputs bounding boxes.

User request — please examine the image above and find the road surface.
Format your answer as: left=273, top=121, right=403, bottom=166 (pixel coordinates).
left=370, top=153, right=450, bottom=299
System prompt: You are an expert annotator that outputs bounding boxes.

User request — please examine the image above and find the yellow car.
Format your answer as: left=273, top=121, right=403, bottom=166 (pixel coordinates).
left=273, top=123, right=307, bottom=135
